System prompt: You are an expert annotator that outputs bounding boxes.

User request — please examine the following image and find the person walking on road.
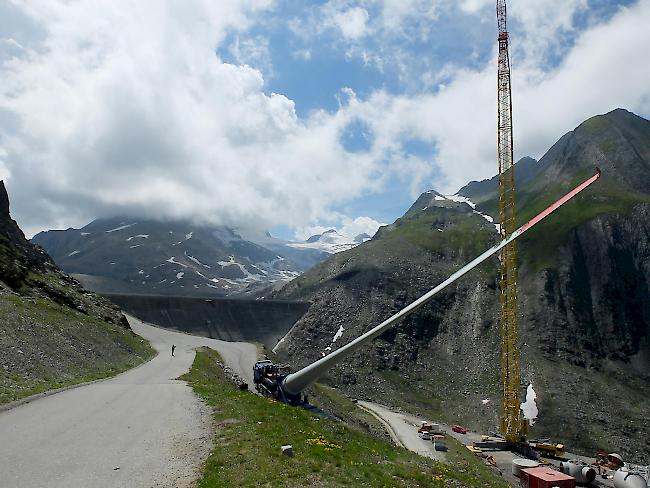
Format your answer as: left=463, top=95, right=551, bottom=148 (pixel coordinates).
left=171, top=344, right=176, bottom=357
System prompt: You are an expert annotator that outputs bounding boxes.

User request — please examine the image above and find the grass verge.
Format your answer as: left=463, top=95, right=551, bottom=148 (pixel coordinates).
left=0, top=294, right=155, bottom=405
left=182, top=348, right=509, bottom=487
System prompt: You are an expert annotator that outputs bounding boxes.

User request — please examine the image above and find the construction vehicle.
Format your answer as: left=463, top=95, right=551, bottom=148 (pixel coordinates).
left=418, top=430, right=431, bottom=440
left=253, top=360, right=305, bottom=404
left=529, top=439, right=566, bottom=458
left=433, top=440, right=448, bottom=452
left=417, top=421, right=434, bottom=440
left=252, top=170, right=601, bottom=407
left=250, top=3, right=600, bottom=456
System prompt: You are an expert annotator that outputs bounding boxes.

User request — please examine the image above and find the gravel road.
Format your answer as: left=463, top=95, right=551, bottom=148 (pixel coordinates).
left=0, top=315, right=258, bottom=488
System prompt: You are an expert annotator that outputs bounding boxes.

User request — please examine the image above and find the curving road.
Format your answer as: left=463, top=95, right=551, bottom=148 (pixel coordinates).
left=357, top=401, right=447, bottom=462
left=0, top=315, right=258, bottom=488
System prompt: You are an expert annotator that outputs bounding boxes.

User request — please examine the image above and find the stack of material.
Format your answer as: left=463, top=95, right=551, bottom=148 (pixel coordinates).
left=520, top=467, right=575, bottom=488
left=511, top=458, right=539, bottom=478
left=559, top=461, right=596, bottom=484
left=613, top=465, right=649, bottom=488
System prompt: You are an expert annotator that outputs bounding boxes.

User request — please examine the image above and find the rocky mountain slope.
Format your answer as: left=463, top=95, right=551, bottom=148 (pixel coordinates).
left=274, top=108, right=650, bottom=462
left=0, top=182, right=153, bottom=405
left=33, top=221, right=367, bottom=297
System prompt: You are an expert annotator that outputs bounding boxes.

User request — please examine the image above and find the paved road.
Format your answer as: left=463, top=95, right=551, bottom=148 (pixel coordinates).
left=0, top=315, right=258, bottom=488
left=358, top=401, right=447, bottom=462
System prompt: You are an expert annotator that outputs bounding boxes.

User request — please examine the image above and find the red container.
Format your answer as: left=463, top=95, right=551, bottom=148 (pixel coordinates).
left=521, top=467, right=575, bottom=488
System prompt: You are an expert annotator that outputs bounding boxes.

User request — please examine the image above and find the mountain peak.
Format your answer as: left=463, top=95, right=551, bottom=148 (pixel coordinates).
left=456, top=156, right=540, bottom=204
left=306, top=229, right=343, bottom=243
left=536, top=108, right=650, bottom=194
left=575, top=107, right=650, bottom=134
left=0, top=181, right=10, bottom=217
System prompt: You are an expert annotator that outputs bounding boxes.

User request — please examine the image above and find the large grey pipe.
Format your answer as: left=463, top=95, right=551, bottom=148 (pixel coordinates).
left=281, top=169, right=601, bottom=395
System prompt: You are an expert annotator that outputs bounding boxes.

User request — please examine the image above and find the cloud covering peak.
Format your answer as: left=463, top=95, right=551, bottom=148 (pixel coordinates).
left=1, top=0, right=649, bottom=239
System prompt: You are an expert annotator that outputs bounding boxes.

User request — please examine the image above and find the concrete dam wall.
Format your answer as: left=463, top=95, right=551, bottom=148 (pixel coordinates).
left=105, top=294, right=310, bottom=349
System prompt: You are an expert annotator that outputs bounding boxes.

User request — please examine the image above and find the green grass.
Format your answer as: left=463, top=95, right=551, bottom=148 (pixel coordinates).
left=182, top=348, right=509, bottom=487
left=580, top=115, right=609, bottom=135
left=516, top=173, right=650, bottom=271
left=382, top=210, right=494, bottom=258
left=477, top=169, right=650, bottom=272
left=308, top=383, right=388, bottom=436
left=0, top=294, right=155, bottom=404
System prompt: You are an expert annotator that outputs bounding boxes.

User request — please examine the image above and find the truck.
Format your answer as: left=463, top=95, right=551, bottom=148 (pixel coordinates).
left=418, top=422, right=434, bottom=440
left=529, top=439, right=566, bottom=458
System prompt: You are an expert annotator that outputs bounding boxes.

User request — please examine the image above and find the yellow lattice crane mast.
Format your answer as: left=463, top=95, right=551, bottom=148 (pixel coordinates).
left=496, top=0, right=526, bottom=444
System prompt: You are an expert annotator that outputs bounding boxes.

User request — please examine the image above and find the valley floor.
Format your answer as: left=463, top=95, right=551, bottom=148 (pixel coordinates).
left=0, top=316, right=257, bottom=488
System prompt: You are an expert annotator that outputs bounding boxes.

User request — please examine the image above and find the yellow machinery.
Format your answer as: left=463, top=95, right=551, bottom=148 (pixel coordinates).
left=496, top=0, right=526, bottom=443
left=529, top=440, right=566, bottom=458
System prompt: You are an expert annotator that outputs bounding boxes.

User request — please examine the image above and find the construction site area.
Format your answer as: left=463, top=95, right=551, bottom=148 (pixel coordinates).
left=248, top=1, right=649, bottom=486
left=380, top=411, right=649, bottom=488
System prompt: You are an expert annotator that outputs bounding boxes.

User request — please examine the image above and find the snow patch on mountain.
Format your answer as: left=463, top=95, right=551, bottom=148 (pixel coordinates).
left=322, top=325, right=345, bottom=356
left=166, top=256, right=187, bottom=268
left=440, top=194, right=499, bottom=233
left=126, top=234, right=149, bottom=241
left=185, top=252, right=211, bottom=268
left=218, top=255, right=264, bottom=282
left=288, top=229, right=367, bottom=254
left=106, top=223, right=136, bottom=233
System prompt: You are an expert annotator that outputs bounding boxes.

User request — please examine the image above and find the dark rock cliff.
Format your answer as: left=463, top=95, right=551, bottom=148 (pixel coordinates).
left=0, top=181, right=51, bottom=289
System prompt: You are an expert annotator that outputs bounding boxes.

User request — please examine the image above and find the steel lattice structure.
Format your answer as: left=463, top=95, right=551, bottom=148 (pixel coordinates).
left=496, top=0, right=525, bottom=443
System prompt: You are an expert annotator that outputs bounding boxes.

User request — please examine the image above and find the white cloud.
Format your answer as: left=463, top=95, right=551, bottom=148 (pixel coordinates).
left=0, top=0, right=388, bottom=236
left=339, top=215, right=384, bottom=238
left=1, top=0, right=649, bottom=240
left=228, top=35, right=273, bottom=77
left=292, top=48, right=312, bottom=61
left=509, top=0, right=589, bottom=67
left=322, top=0, right=650, bottom=193
left=334, top=7, right=369, bottom=39
left=294, top=215, right=384, bottom=241
left=378, top=0, right=440, bottom=33
left=458, top=0, right=491, bottom=14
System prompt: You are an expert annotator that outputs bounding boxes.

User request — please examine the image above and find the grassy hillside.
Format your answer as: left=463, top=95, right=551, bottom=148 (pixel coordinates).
left=478, top=169, right=650, bottom=272
left=0, top=288, right=153, bottom=404
left=182, top=348, right=509, bottom=487
left=0, top=181, right=154, bottom=405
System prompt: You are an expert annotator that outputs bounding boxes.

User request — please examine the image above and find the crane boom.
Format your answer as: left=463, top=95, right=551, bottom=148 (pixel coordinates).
left=280, top=169, right=601, bottom=396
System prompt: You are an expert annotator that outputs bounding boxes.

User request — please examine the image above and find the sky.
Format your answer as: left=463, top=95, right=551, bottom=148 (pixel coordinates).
left=1, top=0, right=649, bottom=240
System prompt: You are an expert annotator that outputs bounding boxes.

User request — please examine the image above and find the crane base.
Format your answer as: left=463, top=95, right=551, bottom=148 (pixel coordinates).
left=473, top=440, right=540, bottom=460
